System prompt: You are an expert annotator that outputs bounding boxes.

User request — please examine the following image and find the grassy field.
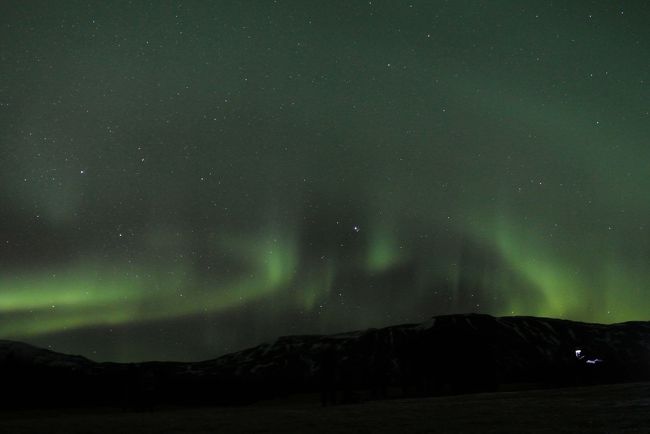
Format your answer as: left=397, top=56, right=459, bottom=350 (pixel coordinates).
left=1, top=382, right=649, bottom=433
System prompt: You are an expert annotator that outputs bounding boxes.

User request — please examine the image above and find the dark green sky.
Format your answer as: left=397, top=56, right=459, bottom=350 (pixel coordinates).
left=1, top=1, right=649, bottom=362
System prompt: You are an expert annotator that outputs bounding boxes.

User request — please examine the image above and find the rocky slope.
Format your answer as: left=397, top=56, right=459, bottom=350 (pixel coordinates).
left=2, top=314, right=649, bottom=406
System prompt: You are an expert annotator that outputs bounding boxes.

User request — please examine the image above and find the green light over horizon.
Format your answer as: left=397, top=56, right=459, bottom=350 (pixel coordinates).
left=1, top=0, right=648, bottom=361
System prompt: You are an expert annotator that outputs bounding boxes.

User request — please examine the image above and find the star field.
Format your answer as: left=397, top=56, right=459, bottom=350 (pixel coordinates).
left=0, top=1, right=649, bottom=361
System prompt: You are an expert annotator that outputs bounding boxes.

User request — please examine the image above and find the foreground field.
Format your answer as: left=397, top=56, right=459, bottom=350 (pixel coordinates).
left=1, top=382, right=649, bottom=433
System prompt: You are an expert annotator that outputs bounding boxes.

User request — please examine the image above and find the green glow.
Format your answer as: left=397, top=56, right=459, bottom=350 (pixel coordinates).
left=0, top=230, right=305, bottom=338
left=213, top=228, right=299, bottom=288
left=0, top=272, right=136, bottom=312
left=463, top=214, right=650, bottom=323
left=0, top=265, right=144, bottom=336
left=1, top=1, right=649, bottom=361
left=492, top=225, right=583, bottom=318
left=299, top=265, right=335, bottom=311
left=259, top=237, right=297, bottom=288
left=365, top=224, right=405, bottom=273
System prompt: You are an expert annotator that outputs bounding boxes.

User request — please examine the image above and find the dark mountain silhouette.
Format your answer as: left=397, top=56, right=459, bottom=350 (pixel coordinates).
left=2, top=314, right=649, bottom=408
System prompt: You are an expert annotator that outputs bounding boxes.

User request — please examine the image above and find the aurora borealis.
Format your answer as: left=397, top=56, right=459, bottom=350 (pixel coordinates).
left=1, top=1, right=649, bottom=362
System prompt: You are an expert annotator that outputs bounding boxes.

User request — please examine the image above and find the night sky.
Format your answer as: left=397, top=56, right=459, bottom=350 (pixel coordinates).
left=1, top=1, right=649, bottom=362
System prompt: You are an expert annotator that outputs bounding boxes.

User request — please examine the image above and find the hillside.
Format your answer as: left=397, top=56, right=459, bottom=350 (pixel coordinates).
left=1, top=314, right=649, bottom=407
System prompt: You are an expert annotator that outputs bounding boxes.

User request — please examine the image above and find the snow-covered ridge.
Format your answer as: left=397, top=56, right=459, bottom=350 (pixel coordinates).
left=2, top=314, right=649, bottom=406
left=0, top=339, right=93, bottom=369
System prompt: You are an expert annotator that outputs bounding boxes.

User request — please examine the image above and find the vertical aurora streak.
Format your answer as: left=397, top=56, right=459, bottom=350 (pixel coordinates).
left=0, top=1, right=649, bottom=361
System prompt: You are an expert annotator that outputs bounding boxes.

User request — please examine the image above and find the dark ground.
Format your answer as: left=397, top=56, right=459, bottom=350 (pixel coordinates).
left=1, top=382, right=649, bottom=433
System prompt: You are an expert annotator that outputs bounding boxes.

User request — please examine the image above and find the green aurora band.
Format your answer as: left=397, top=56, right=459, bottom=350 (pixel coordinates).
left=1, top=1, right=649, bottom=361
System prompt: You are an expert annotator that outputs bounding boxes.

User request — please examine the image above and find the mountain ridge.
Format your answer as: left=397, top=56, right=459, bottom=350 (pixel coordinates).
left=2, top=313, right=649, bottom=407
